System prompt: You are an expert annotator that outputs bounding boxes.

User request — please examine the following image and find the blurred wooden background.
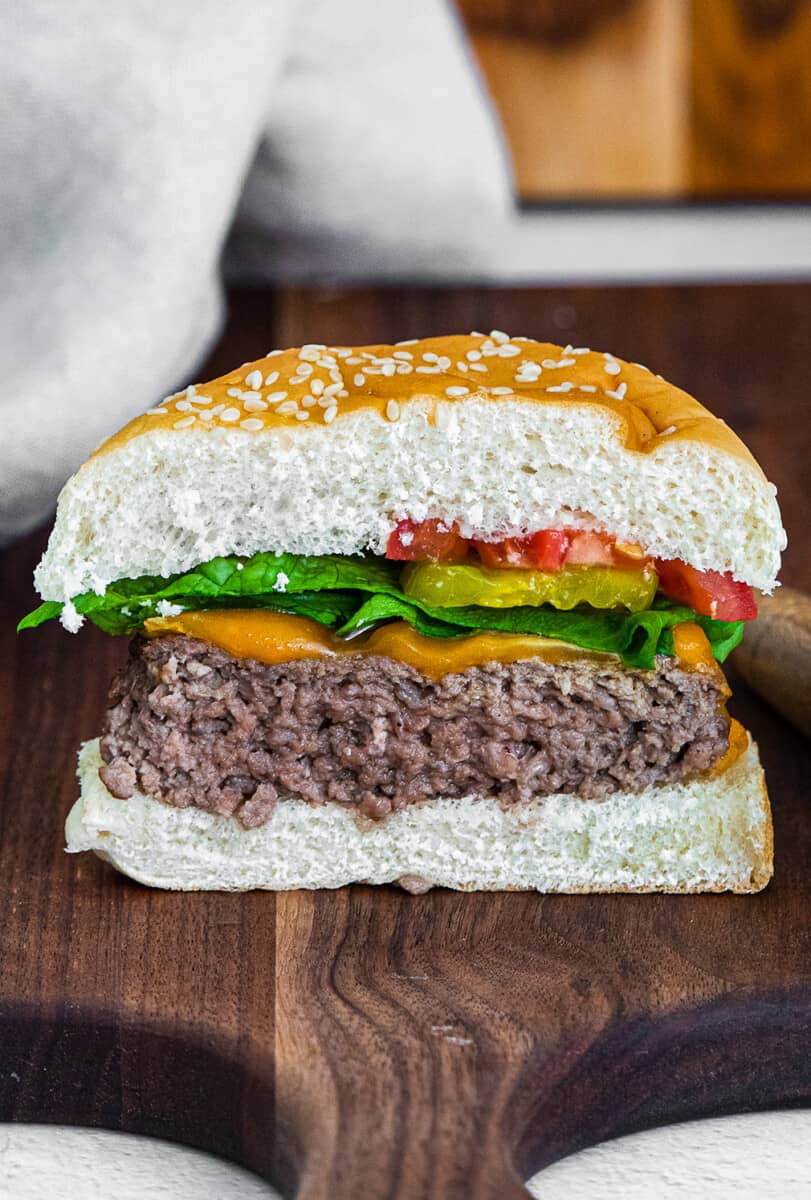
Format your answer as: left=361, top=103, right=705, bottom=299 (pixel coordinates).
left=457, top=0, right=811, bottom=199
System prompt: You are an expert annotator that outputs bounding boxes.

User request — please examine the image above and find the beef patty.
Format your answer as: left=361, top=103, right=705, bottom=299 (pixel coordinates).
left=98, top=633, right=731, bottom=827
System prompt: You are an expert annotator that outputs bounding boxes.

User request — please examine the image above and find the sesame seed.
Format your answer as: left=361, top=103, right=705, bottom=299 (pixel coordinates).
left=660, top=425, right=677, bottom=436
left=469, top=362, right=487, bottom=373
left=297, top=362, right=314, bottom=376
left=175, top=399, right=193, bottom=412
left=546, top=382, right=575, bottom=393
left=515, top=362, right=542, bottom=382
left=299, top=344, right=325, bottom=360
left=345, top=356, right=362, bottom=365
left=416, top=365, right=439, bottom=374
left=466, top=349, right=482, bottom=362
left=264, top=371, right=280, bottom=386
left=245, top=369, right=263, bottom=390
left=381, top=362, right=396, bottom=377
left=296, top=410, right=310, bottom=420
left=173, top=415, right=196, bottom=429
left=267, top=349, right=283, bottom=357
left=185, top=385, right=197, bottom=397
left=393, top=350, right=413, bottom=360
left=354, top=373, right=365, bottom=387
left=579, top=384, right=597, bottom=393
left=490, top=386, right=514, bottom=395
left=542, top=359, right=567, bottom=369
left=445, top=386, right=469, bottom=397
left=396, top=362, right=413, bottom=374
left=632, top=362, right=651, bottom=372
left=227, top=388, right=241, bottom=397
left=324, top=405, right=338, bottom=423
left=490, top=329, right=509, bottom=344
left=220, top=407, right=240, bottom=422
left=288, top=376, right=307, bottom=386
left=604, top=361, right=621, bottom=375
left=244, top=396, right=268, bottom=412
left=395, top=338, right=419, bottom=346
left=324, top=382, right=342, bottom=397
left=615, top=381, right=628, bottom=398
left=192, top=394, right=213, bottom=405
left=386, top=400, right=400, bottom=421
left=266, top=391, right=288, bottom=404
left=147, top=407, right=168, bottom=415
left=240, top=418, right=264, bottom=431
left=198, top=410, right=215, bottom=421
left=497, top=344, right=520, bottom=357
left=572, top=347, right=590, bottom=354
left=557, top=358, right=576, bottom=367
left=240, top=391, right=263, bottom=402
left=423, top=352, right=438, bottom=362
left=436, top=356, right=451, bottom=371
left=277, top=400, right=298, bottom=415
left=456, top=361, right=469, bottom=372
left=337, top=389, right=349, bottom=398
left=311, top=379, right=325, bottom=396
left=301, top=394, right=317, bottom=407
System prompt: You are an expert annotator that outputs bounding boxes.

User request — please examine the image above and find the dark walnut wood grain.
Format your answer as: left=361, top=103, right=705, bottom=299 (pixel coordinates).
left=1, top=285, right=810, bottom=1199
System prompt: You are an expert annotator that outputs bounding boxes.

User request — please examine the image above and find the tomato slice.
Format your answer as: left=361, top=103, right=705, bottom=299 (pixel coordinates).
left=527, top=529, right=571, bottom=571
left=474, top=530, right=571, bottom=571
left=563, top=530, right=618, bottom=566
left=386, top=518, right=469, bottom=562
left=655, top=559, right=757, bottom=620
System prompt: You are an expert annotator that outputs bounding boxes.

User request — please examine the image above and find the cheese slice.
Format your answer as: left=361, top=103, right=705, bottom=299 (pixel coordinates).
left=143, top=610, right=621, bottom=681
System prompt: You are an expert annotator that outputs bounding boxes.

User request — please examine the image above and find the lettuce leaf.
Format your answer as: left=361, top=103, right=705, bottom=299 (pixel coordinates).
left=338, top=593, right=744, bottom=669
left=18, top=551, right=744, bottom=669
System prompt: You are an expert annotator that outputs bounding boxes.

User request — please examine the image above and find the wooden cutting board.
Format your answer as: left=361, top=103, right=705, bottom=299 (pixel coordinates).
left=1, top=284, right=810, bottom=1199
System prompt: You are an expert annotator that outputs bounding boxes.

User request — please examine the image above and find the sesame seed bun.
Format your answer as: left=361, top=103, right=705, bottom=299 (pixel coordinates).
left=35, top=332, right=785, bottom=602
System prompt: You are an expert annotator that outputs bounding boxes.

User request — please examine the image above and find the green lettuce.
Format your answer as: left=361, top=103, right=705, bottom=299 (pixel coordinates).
left=18, top=551, right=744, bottom=669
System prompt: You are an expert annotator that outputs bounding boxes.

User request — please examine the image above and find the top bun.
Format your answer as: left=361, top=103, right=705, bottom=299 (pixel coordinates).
left=35, top=333, right=785, bottom=602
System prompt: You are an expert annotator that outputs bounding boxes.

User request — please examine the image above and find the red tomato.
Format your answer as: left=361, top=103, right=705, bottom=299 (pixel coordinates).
left=473, top=532, right=570, bottom=570
left=564, top=530, right=617, bottom=566
left=527, top=529, right=571, bottom=571
left=386, top=518, right=469, bottom=562
left=655, top=559, right=757, bottom=620
left=474, top=538, right=531, bottom=568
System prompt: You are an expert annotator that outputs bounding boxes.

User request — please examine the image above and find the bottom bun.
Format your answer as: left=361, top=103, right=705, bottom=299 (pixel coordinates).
left=67, top=738, right=773, bottom=894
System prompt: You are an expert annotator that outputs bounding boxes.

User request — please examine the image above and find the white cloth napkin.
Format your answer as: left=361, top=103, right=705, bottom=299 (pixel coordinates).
left=0, top=0, right=511, bottom=544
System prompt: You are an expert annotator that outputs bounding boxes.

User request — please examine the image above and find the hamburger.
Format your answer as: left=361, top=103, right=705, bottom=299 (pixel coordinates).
left=22, top=333, right=786, bottom=893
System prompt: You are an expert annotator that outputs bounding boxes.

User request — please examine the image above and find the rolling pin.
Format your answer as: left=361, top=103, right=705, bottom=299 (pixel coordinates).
left=732, top=587, right=811, bottom=739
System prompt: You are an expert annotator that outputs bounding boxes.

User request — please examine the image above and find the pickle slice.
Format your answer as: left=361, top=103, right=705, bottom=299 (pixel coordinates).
left=401, top=562, right=658, bottom=612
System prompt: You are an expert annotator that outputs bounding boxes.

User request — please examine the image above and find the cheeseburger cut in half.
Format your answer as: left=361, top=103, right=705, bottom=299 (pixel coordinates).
left=24, top=333, right=785, bottom=893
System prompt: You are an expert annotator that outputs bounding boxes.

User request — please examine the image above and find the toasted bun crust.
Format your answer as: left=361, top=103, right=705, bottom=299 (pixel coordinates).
left=67, top=737, right=772, bottom=894
left=35, top=333, right=785, bottom=602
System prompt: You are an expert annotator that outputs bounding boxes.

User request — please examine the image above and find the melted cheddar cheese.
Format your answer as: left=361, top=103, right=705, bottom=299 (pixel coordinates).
left=143, top=610, right=621, bottom=681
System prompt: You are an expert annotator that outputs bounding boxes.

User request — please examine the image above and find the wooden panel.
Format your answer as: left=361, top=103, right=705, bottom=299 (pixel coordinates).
left=1, top=284, right=810, bottom=1199
left=469, top=0, right=689, bottom=198
left=458, top=0, right=811, bottom=199
left=690, top=0, right=811, bottom=194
